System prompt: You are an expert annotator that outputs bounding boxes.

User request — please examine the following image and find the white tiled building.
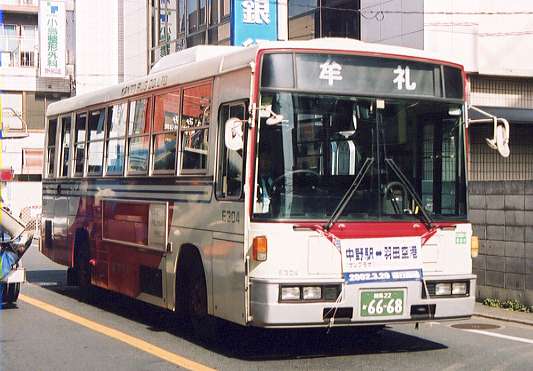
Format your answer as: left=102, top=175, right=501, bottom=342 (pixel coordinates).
left=0, top=0, right=74, bottom=215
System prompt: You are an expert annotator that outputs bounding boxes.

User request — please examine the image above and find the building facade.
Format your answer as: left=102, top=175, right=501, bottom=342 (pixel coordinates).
left=0, top=0, right=74, bottom=216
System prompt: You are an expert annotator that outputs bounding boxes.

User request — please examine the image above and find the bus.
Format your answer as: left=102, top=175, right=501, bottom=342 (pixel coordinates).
left=41, top=38, right=487, bottom=334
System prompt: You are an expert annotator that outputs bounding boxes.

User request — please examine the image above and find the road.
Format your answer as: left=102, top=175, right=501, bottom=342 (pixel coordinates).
left=1, top=244, right=532, bottom=370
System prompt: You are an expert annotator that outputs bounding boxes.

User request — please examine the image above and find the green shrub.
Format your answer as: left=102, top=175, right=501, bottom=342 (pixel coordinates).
left=482, top=297, right=532, bottom=312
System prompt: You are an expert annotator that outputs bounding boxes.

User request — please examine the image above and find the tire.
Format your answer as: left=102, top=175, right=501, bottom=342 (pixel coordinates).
left=185, top=259, right=219, bottom=343
left=0, top=282, right=20, bottom=304
left=75, top=238, right=93, bottom=302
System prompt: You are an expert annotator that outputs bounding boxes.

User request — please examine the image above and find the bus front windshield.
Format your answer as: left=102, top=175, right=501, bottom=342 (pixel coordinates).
left=253, top=92, right=467, bottom=222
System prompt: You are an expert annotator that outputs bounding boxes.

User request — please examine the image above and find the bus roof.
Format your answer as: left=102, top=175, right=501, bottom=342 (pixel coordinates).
left=46, top=38, right=463, bottom=117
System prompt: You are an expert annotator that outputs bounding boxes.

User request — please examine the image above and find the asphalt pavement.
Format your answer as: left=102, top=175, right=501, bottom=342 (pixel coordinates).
left=1, top=243, right=532, bottom=371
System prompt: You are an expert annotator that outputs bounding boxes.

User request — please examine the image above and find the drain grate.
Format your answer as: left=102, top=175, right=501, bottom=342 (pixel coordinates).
left=451, top=323, right=501, bottom=330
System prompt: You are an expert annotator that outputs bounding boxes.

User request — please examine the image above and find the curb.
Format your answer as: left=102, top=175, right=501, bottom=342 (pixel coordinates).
left=473, top=312, right=533, bottom=327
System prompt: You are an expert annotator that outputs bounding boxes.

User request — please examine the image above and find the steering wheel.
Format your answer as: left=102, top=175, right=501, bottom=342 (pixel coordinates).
left=271, top=169, right=320, bottom=195
left=383, top=181, right=412, bottom=214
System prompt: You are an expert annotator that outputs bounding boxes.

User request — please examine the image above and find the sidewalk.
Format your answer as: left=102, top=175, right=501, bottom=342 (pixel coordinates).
left=473, top=302, right=533, bottom=326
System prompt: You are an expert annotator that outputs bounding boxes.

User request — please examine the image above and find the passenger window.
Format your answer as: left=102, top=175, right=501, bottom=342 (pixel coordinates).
left=127, top=98, right=151, bottom=174
left=216, top=102, right=246, bottom=199
left=73, top=112, right=87, bottom=177
left=46, top=118, right=58, bottom=178
left=60, top=115, right=72, bottom=177
left=152, top=89, right=180, bottom=173
left=180, top=82, right=211, bottom=173
left=87, top=109, right=106, bottom=175
left=106, top=103, right=127, bottom=175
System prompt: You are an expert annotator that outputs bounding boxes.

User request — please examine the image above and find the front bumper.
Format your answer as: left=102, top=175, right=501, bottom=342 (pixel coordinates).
left=249, top=274, right=475, bottom=328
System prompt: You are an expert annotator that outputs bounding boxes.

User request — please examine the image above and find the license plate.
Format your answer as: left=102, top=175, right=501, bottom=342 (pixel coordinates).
left=360, top=290, right=404, bottom=317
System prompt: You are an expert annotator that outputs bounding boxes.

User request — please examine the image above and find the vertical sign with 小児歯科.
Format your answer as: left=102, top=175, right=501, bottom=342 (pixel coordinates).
left=231, top=0, right=278, bottom=46
left=39, top=0, right=66, bottom=77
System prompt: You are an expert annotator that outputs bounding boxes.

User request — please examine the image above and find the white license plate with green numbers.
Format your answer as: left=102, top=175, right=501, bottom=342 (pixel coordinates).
left=360, top=290, right=405, bottom=317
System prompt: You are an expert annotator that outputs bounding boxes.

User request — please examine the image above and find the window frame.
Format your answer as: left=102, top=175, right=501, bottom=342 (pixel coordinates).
left=215, top=100, right=248, bottom=200
left=179, top=80, right=213, bottom=175
left=151, top=86, right=181, bottom=175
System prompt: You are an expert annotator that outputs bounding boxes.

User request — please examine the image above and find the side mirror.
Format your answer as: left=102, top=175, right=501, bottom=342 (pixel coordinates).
left=469, top=106, right=510, bottom=158
left=486, top=122, right=510, bottom=158
left=224, top=117, right=244, bottom=151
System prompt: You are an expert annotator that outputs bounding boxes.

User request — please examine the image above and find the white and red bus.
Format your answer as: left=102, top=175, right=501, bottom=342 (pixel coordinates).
left=41, top=39, right=480, bottom=332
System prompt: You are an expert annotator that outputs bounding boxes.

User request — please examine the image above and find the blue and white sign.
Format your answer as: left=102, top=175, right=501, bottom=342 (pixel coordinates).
left=341, top=237, right=423, bottom=284
left=231, top=0, right=278, bottom=46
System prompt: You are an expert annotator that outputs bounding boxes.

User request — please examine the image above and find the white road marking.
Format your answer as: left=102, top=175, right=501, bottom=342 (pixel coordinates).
left=466, top=329, right=533, bottom=345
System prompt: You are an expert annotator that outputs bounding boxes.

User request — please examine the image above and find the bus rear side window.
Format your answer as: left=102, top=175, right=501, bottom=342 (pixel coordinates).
left=74, top=112, right=87, bottom=177
left=46, top=118, right=58, bottom=178
left=60, top=115, right=72, bottom=177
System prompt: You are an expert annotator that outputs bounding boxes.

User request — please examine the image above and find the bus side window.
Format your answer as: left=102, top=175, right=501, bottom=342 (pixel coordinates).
left=60, top=115, right=72, bottom=177
left=73, top=112, right=87, bottom=177
left=216, top=102, right=246, bottom=199
left=106, top=103, right=128, bottom=175
left=180, top=82, right=211, bottom=173
left=87, top=109, right=106, bottom=175
left=127, top=97, right=151, bottom=175
left=46, top=118, right=58, bottom=178
left=152, top=88, right=180, bottom=173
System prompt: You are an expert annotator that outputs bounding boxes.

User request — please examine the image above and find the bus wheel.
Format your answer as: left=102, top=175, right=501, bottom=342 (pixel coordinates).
left=0, top=282, right=20, bottom=304
left=75, top=239, right=93, bottom=302
left=187, top=263, right=218, bottom=343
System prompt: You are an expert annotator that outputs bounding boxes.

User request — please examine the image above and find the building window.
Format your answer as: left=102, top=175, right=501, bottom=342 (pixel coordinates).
left=180, top=82, right=212, bottom=173
left=288, top=1, right=361, bottom=40
left=73, top=112, right=87, bottom=177
left=106, top=103, right=128, bottom=175
left=87, top=109, right=106, bottom=175
left=0, top=24, right=37, bottom=67
left=127, top=98, right=152, bottom=174
left=151, top=0, right=180, bottom=64
left=153, top=88, right=180, bottom=172
left=150, top=0, right=231, bottom=67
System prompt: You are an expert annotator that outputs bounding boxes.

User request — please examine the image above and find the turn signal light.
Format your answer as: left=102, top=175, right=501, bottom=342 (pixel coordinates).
left=471, top=235, right=479, bottom=257
left=253, top=236, right=268, bottom=261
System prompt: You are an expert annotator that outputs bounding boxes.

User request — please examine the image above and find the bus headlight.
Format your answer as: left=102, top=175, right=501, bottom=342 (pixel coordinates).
left=302, top=287, right=321, bottom=300
left=452, top=282, right=467, bottom=295
left=280, top=287, right=300, bottom=301
left=435, top=283, right=452, bottom=296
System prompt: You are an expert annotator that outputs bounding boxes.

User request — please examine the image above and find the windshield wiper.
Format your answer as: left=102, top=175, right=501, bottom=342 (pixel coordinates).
left=384, top=158, right=433, bottom=231
left=324, top=157, right=374, bottom=231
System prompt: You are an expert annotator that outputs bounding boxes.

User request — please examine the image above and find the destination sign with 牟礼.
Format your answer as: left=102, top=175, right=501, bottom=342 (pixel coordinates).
left=260, top=53, right=464, bottom=100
